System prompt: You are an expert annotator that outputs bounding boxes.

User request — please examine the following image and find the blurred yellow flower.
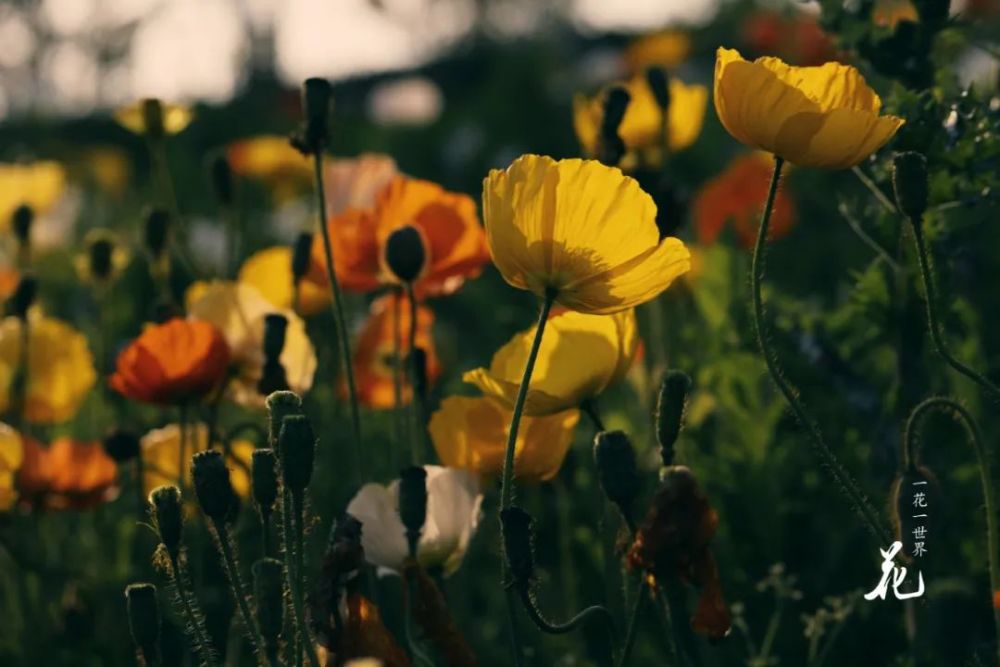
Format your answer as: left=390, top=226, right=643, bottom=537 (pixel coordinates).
left=74, top=229, right=131, bottom=286
left=429, top=395, right=579, bottom=481
left=83, top=147, right=130, bottom=196
left=187, top=281, right=317, bottom=407
left=0, top=161, right=66, bottom=232
left=574, top=74, right=707, bottom=166
left=0, top=315, right=96, bottom=424
left=623, top=30, right=692, bottom=73
left=114, top=99, right=193, bottom=136
left=482, top=155, right=690, bottom=314
left=714, top=47, right=905, bottom=169
left=227, top=135, right=312, bottom=200
left=141, top=423, right=254, bottom=498
left=0, top=422, right=23, bottom=510
left=238, top=246, right=329, bottom=316
left=463, top=308, right=639, bottom=416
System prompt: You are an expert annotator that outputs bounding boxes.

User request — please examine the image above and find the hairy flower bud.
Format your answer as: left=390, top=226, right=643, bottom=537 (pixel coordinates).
left=656, top=370, right=691, bottom=466
left=143, top=207, right=171, bottom=259
left=645, top=66, right=671, bottom=112
left=892, top=151, right=929, bottom=220
left=191, top=450, right=237, bottom=523
left=104, top=428, right=141, bottom=463
left=208, top=152, right=234, bottom=207
left=265, top=390, right=302, bottom=453
left=12, top=204, right=33, bottom=246
left=252, top=558, right=284, bottom=656
left=251, top=449, right=279, bottom=519
left=125, top=583, right=160, bottom=666
left=500, top=506, right=535, bottom=589
left=149, top=485, right=183, bottom=560
left=278, top=414, right=316, bottom=494
left=593, top=430, right=640, bottom=518
left=384, top=225, right=426, bottom=284
left=398, top=466, right=427, bottom=557
left=291, top=232, right=313, bottom=282
left=8, top=274, right=37, bottom=320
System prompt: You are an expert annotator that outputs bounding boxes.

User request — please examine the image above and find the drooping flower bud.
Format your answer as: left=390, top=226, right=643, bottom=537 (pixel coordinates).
left=104, top=428, right=141, bottom=463
left=384, top=225, right=426, bottom=284
left=398, top=466, right=427, bottom=557
left=141, top=98, right=166, bottom=140
left=208, top=152, right=234, bottom=207
left=656, top=370, right=691, bottom=466
left=191, top=450, right=237, bottom=523
left=597, top=86, right=630, bottom=166
left=143, top=207, right=171, bottom=259
left=265, top=390, right=302, bottom=453
left=278, top=414, right=316, bottom=494
left=124, top=583, right=161, bottom=666
left=252, top=558, right=284, bottom=658
left=251, top=449, right=279, bottom=519
left=258, top=314, right=290, bottom=395
left=7, top=274, right=37, bottom=320
left=291, top=232, right=313, bottom=282
left=148, top=485, right=183, bottom=561
left=593, top=430, right=640, bottom=519
left=892, top=151, right=929, bottom=220
left=12, top=204, right=33, bottom=246
left=500, top=506, right=536, bottom=589
left=645, top=66, right=671, bottom=112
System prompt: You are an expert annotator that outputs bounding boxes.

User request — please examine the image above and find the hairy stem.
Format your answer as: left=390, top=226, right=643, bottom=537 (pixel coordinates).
left=169, top=554, right=218, bottom=666
left=282, top=490, right=320, bottom=667
left=211, top=520, right=271, bottom=665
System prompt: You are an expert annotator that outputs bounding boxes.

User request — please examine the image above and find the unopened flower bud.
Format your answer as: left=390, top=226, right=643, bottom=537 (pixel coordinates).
left=278, top=414, right=316, bottom=494
left=87, top=235, right=115, bottom=282
left=12, top=204, right=33, bottom=246
left=262, top=314, right=288, bottom=361
left=265, top=390, right=302, bottom=453
left=252, top=558, right=284, bottom=656
left=149, top=485, right=183, bottom=560
left=143, top=207, right=171, bottom=259
left=593, top=430, right=640, bottom=517
left=251, top=449, right=279, bottom=519
left=208, top=153, right=234, bottom=207
left=892, top=152, right=929, bottom=220
left=398, top=466, right=427, bottom=557
left=104, top=428, right=141, bottom=463
left=645, top=67, right=671, bottom=112
left=8, top=274, right=37, bottom=320
left=141, top=98, right=166, bottom=140
left=501, top=506, right=536, bottom=589
left=125, top=583, right=160, bottom=666
left=598, top=86, right=630, bottom=166
left=656, top=370, right=691, bottom=466
left=192, top=450, right=237, bottom=523
left=384, top=225, right=426, bottom=284
left=291, top=232, right=313, bottom=282
left=295, top=78, right=333, bottom=153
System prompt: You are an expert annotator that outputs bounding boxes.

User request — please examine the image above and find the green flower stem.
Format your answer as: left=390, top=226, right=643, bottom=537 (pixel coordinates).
left=282, top=490, right=320, bottom=667
left=751, top=156, right=891, bottom=544
left=311, top=150, right=364, bottom=483
left=903, top=397, right=1000, bottom=663
left=169, top=554, right=218, bottom=666
left=146, top=136, right=196, bottom=275
left=292, top=493, right=309, bottom=665
left=908, top=219, right=1000, bottom=402
left=178, top=406, right=188, bottom=494
left=210, top=519, right=272, bottom=666
left=393, top=289, right=406, bottom=466
left=617, top=578, right=647, bottom=667
left=515, top=586, right=616, bottom=639
left=404, top=281, right=423, bottom=464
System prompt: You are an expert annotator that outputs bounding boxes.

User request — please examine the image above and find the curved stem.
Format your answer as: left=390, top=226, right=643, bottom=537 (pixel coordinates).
left=211, top=520, right=272, bottom=665
left=903, top=397, right=1000, bottom=663
left=908, top=219, right=1000, bottom=402
left=311, top=151, right=364, bottom=483
left=617, top=578, right=647, bottom=667
left=516, top=587, right=617, bottom=639
left=752, top=156, right=890, bottom=543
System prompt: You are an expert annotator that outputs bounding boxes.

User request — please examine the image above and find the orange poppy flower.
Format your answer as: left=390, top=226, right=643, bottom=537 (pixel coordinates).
left=16, top=437, right=117, bottom=510
left=110, top=318, right=230, bottom=405
left=742, top=11, right=837, bottom=66
left=350, top=293, right=441, bottom=409
left=310, top=176, right=490, bottom=297
left=692, top=153, right=796, bottom=248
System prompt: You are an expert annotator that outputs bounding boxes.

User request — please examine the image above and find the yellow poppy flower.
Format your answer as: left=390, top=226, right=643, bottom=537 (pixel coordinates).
left=0, top=422, right=23, bottom=510
left=238, top=246, right=329, bottom=316
left=429, top=396, right=580, bottom=481
left=73, top=229, right=132, bottom=285
left=482, top=155, right=690, bottom=314
left=463, top=308, right=638, bottom=416
left=227, top=135, right=312, bottom=201
left=186, top=281, right=317, bottom=408
left=0, top=161, right=66, bottom=232
left=115, top=99, right=193, bottom=136
left=623, top=30, right=692, bottom=73
left=713, top=47, right=905, bottom=169
left=141, top=423, right=254, bottom=499
left=0, top=315, right=96, bottom=424
left=574, top=74, right=707, bottom=166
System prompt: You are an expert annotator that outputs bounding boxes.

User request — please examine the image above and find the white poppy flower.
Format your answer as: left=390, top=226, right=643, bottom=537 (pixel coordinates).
left=346, top=465, right=482, bottom=577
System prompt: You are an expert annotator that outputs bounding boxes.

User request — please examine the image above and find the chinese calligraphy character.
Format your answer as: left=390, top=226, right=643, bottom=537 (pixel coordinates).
left=913, top=491, right=927, bottom=508
left=913, top=541, right=927, bottom=558
left=912, top=526, right=927, bottom=540
left=865, top=541, right=925, bottom=601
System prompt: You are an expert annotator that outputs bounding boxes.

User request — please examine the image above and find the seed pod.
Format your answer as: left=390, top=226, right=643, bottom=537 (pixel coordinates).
left=125, top=583, right=161, bottom=666
left=148, top=485, right=183, bottom=560
left=398, top=466, right=427, bottom=556
left=251, top=449, right=279, bottom=519
left=265, top=390, right=302, bottom=453
left=191, top=450, right=237, bottom=523
left=12, top=204, right=33, bottom=246
left=656, top=370, right=692, bottom=466
left=208, top=152, right=234, bottom=207
left=252, top=558, right=284, bottom=656
left=143, top=207, right=171, bottom=259
left=141, top=98, right=166, bottom=140
left=645, top=66, right=671, bottom=112
left=278, top=414, right=316, bottom=494
left=291, top=232, right=313, bottom=282
left=500, top=506, right=535, bottom=589
left=593, top=430, right=640, bottom=518
left=384, top=225, right=426, bottom=284
left=103, top=429, right=141, bottom=463
left=8, top=274, right=36, bottom=320
left=892, top=152, right=928, bottom=220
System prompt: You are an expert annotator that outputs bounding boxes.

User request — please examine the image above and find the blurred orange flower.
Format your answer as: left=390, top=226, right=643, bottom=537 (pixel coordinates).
left=692, top=153, right=796, bottom=248
left=324, top=153, right=399, bottom=216
left=110, top=318, right=230, bottom=405
left=351, top=293, right=440, bottom=408
left=310, top=176, right=489, bottom=297
left=873, top=0, right=919, bottom=27
left=16, top=437, right=117, bottom=510
left=742, top=11, right=837, bottom=66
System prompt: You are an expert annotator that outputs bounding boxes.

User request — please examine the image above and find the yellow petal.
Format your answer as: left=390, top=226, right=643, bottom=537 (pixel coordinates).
left=777, top=108, right=906, bottom=169
left=115, top=100, right=193, bottom=135
left=141, top=423, right=253, bottom=498
left=239, top=246, right=330, bottom=316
